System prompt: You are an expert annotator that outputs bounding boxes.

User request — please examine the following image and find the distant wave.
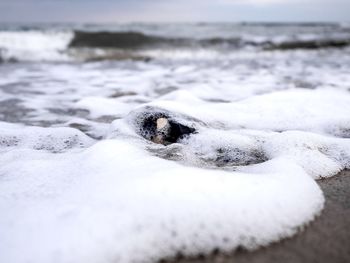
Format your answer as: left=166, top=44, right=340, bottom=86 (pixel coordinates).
left=264, top=39, right=350, bottom=50
left=70, top=31, right=173, bottom=48
left=69, top=30, right=350, bottom=50
left=1, top=28, right=350, bottom=63
left=69, top=30, right=243, bottom=49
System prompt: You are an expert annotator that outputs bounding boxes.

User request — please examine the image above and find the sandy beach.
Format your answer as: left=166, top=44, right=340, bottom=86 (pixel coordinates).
left=172, top=169, right=350, bottom=263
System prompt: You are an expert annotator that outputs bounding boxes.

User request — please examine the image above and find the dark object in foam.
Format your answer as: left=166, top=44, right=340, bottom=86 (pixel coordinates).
left=141, top=112, right=195, bottom=145
left=129, top=107, right=197, bottom=145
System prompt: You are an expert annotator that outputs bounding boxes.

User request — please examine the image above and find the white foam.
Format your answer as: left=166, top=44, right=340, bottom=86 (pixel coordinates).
left=1, top=98, right=349, bottom=262
left=0, top=31, right=73, bottom=62
left=151, top=88, right=350, bottom=133
left=178, top=128, right=350, bottom=179
left=0, top=138, right=324, bottom=263
left=75, top=97, right=134, bottom=118
left=0, top=125, right=94, bottom=152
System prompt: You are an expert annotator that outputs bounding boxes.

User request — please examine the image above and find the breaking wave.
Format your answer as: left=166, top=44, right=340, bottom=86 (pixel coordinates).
left=1, top=23, right=350, bottom=62
left=0, top=30, right=73, bottom=62
left=69, top=30, right=350, bottom=51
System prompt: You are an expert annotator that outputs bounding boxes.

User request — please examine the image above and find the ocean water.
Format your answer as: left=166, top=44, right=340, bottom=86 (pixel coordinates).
left=0, top=23, right=350, bottom=263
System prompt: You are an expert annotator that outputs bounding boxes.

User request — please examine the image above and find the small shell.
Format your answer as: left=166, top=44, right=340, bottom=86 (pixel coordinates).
left=156, top=118, right=169, bottom=130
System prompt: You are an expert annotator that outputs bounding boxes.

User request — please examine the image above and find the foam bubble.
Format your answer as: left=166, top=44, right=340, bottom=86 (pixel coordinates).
left=0, top=124, right=94, bottom=152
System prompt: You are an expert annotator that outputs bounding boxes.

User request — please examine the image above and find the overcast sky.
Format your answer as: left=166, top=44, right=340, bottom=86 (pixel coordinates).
left=0, top=0, right=349, bottom=23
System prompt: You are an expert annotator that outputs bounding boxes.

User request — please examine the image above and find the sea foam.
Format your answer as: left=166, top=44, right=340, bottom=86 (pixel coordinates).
left=0, top=137, right=324, bottom=263
left=1, top=86, right=350, bottom=262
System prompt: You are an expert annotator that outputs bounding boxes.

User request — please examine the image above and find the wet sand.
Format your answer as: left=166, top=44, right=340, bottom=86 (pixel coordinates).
left=173, top=170, right=350, bottom=263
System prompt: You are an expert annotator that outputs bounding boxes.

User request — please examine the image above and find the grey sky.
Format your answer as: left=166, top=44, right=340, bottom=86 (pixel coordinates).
left=0, top=0, right=349, bottom=23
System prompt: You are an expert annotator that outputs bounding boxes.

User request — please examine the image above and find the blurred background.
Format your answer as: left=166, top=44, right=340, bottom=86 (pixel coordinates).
left=0, top=2, right=350, bottom=263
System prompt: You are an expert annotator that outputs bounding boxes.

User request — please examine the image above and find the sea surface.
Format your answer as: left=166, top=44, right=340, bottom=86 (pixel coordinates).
left=0, top=23, right=350, bottom=263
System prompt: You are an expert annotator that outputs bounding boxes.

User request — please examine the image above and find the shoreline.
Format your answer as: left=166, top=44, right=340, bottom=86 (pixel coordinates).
left=173, top=170, right=350, bottom=263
